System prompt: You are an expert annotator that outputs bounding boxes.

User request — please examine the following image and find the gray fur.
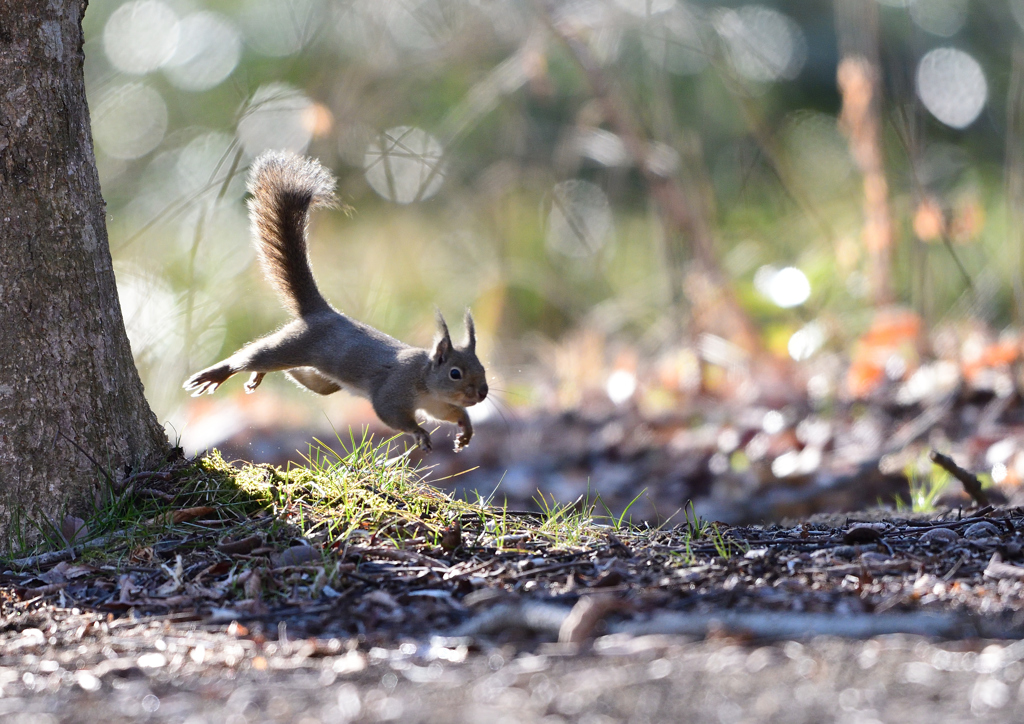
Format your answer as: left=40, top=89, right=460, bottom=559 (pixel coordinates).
left=184, top=151, right=487, bottom=452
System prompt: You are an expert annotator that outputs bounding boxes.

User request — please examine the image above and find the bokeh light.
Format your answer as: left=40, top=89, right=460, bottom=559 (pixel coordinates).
left=715, top=6, right=807, bottom=83
left=237, top=84, right=315, bottom=157
left=103, top=0, right=180, bottom=75
left=916, top=47, right=987, bottom=129
left=606, top=369, right=638, bottom=404
left=175, top=132, right=244, bottom=201
left=612, top=0, right=675, bottom=19
left=789, top=322, right=826, bottom=361
left=754, top=265, right=811, bottom=308
left=640, top=5, right=708, bottom=76
left=93, top=83, right=168, bottom=160
left=910, top=0, right=968, bottom=37
left=163, top=12, right=241, bottom=92
left=383, top=0, right=468, bottom=52
left=333, top=1, right=397, bottom=66
left=117, top=266, right=226, bottom=414
left=553, top=0, right=623, bottom=65
left=545, top=180, right=613, bottom=258
left=568, top=128, right=629, bottom=168
left=238, top=0, right=324, bottom=57
left=363, top=126, right=446, bottom=204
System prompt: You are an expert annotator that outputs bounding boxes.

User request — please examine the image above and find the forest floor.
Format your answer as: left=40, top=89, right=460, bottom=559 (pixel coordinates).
left=10, top=316, right=1024, bottom=721
left=3, top=448, right=1024, bottom=720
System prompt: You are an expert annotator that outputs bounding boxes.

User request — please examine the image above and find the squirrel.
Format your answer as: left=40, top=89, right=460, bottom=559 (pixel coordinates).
left=183, top=151, right=488, bottom=452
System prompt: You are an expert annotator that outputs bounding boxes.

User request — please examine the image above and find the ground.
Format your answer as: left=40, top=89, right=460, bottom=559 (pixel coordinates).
left=3, top=448, right=1024, bottom=721
left=2, top=619, right=1024, bottom=722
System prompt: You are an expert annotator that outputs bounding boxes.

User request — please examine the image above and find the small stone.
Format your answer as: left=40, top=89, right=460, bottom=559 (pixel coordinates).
left=964, top=522, right=1001, bottom=539
left=273, top=545, right=322, bottom=567
left=843, top=524, right=885, bottom=544
left=920, top=528, right=960, bottom=546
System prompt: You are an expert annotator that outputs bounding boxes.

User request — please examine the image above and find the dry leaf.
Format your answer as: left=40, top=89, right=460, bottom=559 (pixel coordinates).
left=148, top=506, right=216, bottom=526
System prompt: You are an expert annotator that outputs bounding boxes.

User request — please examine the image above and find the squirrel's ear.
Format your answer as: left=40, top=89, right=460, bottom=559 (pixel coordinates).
left=464, top=309, right=476, bottom=352
left=434, top=311, right=452, bottom=365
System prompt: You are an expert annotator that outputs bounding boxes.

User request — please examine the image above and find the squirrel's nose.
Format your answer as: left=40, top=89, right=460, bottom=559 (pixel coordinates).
left=478, top=383, right=488, bottom=401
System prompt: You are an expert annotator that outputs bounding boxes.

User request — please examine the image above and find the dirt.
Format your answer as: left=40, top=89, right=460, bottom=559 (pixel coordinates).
left=6, top=503, right=1024, bottom=722
left=1, top=619, right=1023, bottom=723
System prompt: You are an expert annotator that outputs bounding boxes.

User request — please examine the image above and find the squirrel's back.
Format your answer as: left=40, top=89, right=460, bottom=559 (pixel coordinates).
left=247, top=151, right=336, bottom=317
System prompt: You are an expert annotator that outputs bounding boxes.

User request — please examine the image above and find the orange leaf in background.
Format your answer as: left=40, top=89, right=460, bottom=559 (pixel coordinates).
left=860, top=309, right=921, bottom=349
left=962, top=339, right=1021, bottom=381
left=979, top=340, right=1019, bottom=367
left=913, top=197, right=945, bottom=242
left=845, top=309, right=922, bottom=398
left=846, top=357, right=885, bottom=399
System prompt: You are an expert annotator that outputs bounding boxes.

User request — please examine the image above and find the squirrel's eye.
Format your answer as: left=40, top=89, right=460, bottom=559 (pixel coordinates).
left=449, top=368, right=463, bottom=380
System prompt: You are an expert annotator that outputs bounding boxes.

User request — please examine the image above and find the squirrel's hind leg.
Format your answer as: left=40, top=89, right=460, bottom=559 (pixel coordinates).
left=183, top=322, right=318, bottom=396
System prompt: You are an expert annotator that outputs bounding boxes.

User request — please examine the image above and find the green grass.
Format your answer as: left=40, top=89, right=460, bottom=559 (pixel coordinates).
left=7, top=434, right=743, bottom=597
left=9, top=433, right=646, bottom=565
left=899, top=459, right=953, bottom=514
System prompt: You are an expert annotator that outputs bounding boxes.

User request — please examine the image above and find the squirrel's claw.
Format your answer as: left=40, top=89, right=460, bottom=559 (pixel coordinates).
left=245, top=372, right=265, bottom=394
left=185, top=377, right=219, bottom=397
left=413, top=430, right=432, bottom=453
left=184, top=364, right=233, bottom=397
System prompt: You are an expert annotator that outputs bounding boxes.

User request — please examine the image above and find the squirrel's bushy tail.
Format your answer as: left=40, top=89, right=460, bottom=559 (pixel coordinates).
left=247, top=151, right=336, bottom=317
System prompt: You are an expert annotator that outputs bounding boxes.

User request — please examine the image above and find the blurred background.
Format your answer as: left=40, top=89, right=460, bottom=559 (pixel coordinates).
left=85, top=0, right=1024, bottom=521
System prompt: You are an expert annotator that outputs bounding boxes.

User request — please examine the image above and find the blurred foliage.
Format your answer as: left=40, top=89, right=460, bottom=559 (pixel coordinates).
left=83, top=0, right=1024, bottom=432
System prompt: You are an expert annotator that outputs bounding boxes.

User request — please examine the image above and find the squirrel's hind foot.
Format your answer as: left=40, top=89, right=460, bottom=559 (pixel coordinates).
left=183, top=364, right=233, bottom=397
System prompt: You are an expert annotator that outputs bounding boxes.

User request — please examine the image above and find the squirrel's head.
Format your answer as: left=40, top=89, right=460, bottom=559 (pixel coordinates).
left=429, top=310, right=488, bottom=406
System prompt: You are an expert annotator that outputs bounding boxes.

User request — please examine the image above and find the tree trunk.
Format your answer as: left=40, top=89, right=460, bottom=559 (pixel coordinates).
left=0, top=1, right=169, bottom=551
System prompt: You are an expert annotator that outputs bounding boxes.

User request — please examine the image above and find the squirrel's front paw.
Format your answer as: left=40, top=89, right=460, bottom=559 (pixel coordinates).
left=413, top=430, right=433, bottom=453
left=454, top=430, right=472, bottom=452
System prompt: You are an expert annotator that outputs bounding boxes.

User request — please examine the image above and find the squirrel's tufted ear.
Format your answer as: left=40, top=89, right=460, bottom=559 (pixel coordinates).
left=433, top=311, right=452, bottom=365
left=464, top=309, right=476, bottom=352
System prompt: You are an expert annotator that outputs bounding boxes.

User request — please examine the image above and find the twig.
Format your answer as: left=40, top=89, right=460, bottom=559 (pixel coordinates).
left=608, top=610, right=1007, bottom=640
left=138, top=488, right=175, bottom=502
left=8, top=529, right=130, bottom=570
left=929, top=451, right=989, bottom=506
left=984, top=553, right=1024, bottom=581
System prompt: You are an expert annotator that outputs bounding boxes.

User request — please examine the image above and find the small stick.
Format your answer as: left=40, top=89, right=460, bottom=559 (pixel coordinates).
left=930, top=450, right=989, bottom=506
left=7, top=530, right=127, bottom=570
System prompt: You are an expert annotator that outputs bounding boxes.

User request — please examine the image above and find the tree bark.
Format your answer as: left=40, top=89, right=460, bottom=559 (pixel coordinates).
left=0, top=1, right=169, bottom=550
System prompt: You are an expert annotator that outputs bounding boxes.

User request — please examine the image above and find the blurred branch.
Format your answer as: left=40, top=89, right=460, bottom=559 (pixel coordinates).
left=539, top=5, right=763, bottom=356
left=835, top=0, right=894, bottom=306
left=1006, top=46, right=1024, bottom=324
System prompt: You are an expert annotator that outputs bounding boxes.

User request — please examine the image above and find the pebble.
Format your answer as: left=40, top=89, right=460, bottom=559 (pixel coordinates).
left=919, top=528, right=960, bottom=546
left=843, top=524, right=885, bottom=544
left=963, top=522, right=1001, bottom=539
